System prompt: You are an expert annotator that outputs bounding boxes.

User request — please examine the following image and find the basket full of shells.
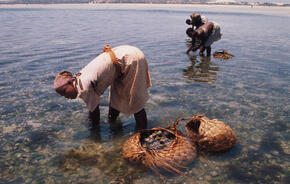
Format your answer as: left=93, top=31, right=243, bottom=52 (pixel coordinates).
left=122, top=123, right=197, bottom=177
left=213, top=49, right=234, bottom=59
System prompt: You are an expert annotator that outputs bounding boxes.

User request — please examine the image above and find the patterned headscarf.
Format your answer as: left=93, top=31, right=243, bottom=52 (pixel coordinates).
left=54, top=71, right=73, bottom=93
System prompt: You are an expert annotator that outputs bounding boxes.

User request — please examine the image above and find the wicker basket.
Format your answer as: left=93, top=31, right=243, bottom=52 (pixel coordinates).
left=122, top=124, right=197, bottom=177
left=213, top=49, right=234, bottom=59
left=183, top=115, right=237, bottom=152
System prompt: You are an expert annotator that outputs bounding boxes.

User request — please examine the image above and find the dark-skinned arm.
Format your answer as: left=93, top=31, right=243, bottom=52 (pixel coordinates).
left=186, top=44, right=193, bottom=54
left=186, top=34, right=196, bottom=54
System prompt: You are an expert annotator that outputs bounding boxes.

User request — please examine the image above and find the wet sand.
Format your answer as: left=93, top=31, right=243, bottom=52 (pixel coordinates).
left=1, top=3, right=290, bottom=17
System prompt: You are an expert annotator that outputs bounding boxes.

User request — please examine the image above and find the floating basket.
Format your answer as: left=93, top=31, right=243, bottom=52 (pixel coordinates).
left=122, top=123, right=197, bottom=177
left=183, top=115, right=237, bottom=152
left=213, top=49, right=234, bottom=59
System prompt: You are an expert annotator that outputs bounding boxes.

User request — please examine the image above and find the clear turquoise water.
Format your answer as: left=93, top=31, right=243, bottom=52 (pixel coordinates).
left=0, top=5, right=289, bottom=184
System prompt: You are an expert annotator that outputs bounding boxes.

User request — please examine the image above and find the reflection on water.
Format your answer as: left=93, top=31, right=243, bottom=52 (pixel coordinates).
left=183, top=54, right=219, bottom=83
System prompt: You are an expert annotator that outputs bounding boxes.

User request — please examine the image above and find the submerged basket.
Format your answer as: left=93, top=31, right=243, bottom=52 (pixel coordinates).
left=213, top=49, right=234, bottom=59
left=122, top=124, right=197, bottom=176
left=183, top=115, right=237, bottom=152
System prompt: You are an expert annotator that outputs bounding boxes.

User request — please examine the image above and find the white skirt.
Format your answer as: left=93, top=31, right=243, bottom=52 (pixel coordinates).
left=204, top=22, right=222, bottom=47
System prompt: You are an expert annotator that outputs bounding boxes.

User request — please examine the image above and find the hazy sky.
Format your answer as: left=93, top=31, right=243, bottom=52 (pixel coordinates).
left=1, top=0, right=290, bottom=3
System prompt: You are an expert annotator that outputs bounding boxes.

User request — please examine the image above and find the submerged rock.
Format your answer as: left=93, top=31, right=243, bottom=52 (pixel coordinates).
left=59, top=141, right=145, bottom=182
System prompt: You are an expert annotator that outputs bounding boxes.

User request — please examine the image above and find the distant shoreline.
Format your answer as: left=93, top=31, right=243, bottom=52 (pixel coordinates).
left=1, top=3, right=289, bottom=17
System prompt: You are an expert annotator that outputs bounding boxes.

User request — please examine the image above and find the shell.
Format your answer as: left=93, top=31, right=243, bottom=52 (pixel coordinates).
left=185, top=115, right=237, bottom=152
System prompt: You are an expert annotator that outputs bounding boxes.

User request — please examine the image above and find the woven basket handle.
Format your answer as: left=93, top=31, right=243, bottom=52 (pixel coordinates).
left=172, top=115, right=205, bottom=129
left=172, top=117, right=191, bottom=130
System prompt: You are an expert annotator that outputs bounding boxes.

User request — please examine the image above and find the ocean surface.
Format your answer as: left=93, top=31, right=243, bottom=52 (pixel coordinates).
left=0, top=4, right=289, bottom=184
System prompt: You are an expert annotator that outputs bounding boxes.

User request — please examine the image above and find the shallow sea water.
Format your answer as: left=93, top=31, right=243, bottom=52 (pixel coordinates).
left=0, top=4, right=289, bottom=184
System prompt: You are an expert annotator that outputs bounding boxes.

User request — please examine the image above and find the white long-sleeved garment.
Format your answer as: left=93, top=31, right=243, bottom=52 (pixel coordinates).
left=75, top=45, right=152, bottom=114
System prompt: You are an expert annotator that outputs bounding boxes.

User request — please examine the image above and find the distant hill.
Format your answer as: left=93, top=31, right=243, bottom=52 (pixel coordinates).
left=0, top=0, right=209, bottom=4
left=1, top=0, right=91, bottom=3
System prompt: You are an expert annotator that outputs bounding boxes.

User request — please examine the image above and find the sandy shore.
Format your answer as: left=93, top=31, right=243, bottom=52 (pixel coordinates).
left=0, top=3, right=289, bottom=17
